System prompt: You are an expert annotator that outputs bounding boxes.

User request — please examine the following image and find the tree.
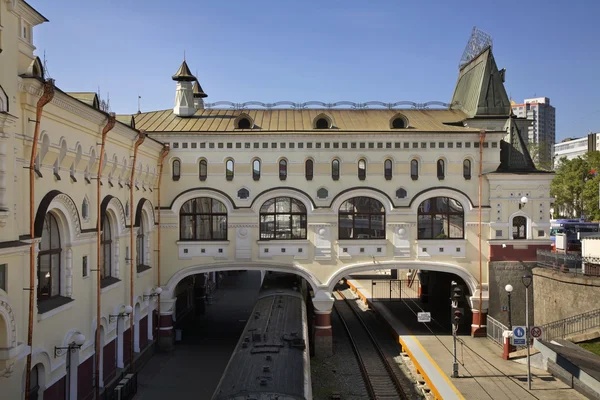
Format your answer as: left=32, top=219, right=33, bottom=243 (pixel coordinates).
left=550, top=152, right=600, bottom=220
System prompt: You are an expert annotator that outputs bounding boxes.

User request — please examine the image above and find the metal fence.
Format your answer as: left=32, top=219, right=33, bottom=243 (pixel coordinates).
left=370, top=279, right=419, bottom=301
left=542, top=308, right=600, bottom=340
left=486, top=316, right=508, bottom=347
left=536, top=249, right=600, bottom=276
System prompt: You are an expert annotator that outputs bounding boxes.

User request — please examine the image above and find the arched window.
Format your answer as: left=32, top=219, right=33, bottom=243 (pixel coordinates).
left=82, top=198, right=89, bottom=219
left=237, top=118, right=251, bottom=129
left=102, top=215, right=113, bottom=279
left=199, top=159, right=207, bottom=181
left=172, top=160, right=181, bottom=181
left=136, top=217, right=146, bottom=267
left=316, top=118, right=329, bottom=129
left=225, top=160, right=234, bottom=181
left=38, top=213, right=61, bottom=301
left=253, top=159, right=261, bottom=181
left=384, top=159, right=393, bottom=180
left=417, top=197, right=464, bottom=239
left=180, top=198, right=228, bottom=241
left=317, top=188, right=329, bottom=200
left=411, top=159, right=419, bottom=180
left=332, top=159, right=340, bottom=181
left=358, top=159, right=366, bottom=181
left=437, top=159, right=445, bottom=180
left=463, top=159, right=471, bottom=180
left=305, top=159, right=313, bottom=181
left=512, top=216, right=527, bottom=239
left=238, top=188, right=250, bottom=200
left=396, top=188, right=407, bottom=199
left=29, top=364, right=40, bottom=400
left=339, top=197, right=385, bottom=240
left=260, top=197, right=307, bottom=240
left=279, top=159, right=287, bottom=180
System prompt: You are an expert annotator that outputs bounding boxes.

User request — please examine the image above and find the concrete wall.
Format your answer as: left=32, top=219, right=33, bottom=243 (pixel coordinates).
left=489, top=261, right=536, bottom=327
left=533, top=268, right=600, bottom=326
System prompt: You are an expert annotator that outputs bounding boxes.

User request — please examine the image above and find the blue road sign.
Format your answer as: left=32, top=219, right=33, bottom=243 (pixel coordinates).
left=513, top=326, right=526, bottom=345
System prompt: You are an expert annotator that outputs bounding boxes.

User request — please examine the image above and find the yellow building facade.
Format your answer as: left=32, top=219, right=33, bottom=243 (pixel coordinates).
left=0, top=2, right=554, bottom=399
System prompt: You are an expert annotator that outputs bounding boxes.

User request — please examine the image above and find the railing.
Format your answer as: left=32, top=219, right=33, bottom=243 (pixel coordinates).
left=541, top=308, right=600, bottom=340
left=486, top=316, right=508, bottom=347
left=370, top=279, right=419, bottom=301
left=537, top=249, right=600, bottom=276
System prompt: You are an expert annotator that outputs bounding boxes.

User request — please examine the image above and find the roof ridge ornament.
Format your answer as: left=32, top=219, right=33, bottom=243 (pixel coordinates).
left=202, top=100, right=455, bottom=110
left=459, top=26, right=493, bottom=70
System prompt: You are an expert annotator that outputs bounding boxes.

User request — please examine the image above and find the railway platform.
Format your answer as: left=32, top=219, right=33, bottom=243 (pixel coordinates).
left=346, top=278, right=585, bottom=400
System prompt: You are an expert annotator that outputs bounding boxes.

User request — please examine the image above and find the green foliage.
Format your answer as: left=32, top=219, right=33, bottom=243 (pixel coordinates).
left=550, top=152, right=600, bottom=220
left=527, top=142, right=552, bottom=170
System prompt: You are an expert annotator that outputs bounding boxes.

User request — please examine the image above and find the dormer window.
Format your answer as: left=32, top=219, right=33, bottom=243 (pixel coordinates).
left=390, top=114, right=408, bottom=129
left=313, top=114, right=333, bottom=129
left=235, top=114, right=254, bottom=129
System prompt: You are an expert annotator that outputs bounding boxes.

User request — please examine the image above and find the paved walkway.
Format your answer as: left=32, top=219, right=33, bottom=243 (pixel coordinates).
left=347, top=278, right=586, bottom=400
left=134, top=271, right=261, bottom=400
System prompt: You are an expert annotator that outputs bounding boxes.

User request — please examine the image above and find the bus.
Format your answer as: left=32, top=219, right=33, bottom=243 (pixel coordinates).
left=550, top=219, right=600, bottom=251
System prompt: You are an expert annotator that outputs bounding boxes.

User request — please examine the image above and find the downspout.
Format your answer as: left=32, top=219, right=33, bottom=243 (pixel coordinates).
left=25, top=79, right=54, bottom=400
left=478, top=129, right=486, bottom=331
left=94, top=113, right=116, bottom=400
left=156, top=145, right=169, bottom=339
left=130, top=131, right=146, bottom=371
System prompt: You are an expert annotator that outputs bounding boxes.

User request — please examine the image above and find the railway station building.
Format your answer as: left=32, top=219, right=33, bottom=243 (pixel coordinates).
left=0, top=1, right=553, bottom=398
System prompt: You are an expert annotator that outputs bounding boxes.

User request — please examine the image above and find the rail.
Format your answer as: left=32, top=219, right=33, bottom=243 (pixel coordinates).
left=334, top=290, right=407, bottom=399
left=541, top=308, right=600, bottom=340
left=486, top=316, right=508, bottom=347
left=536, top=249, right=600, bottom=276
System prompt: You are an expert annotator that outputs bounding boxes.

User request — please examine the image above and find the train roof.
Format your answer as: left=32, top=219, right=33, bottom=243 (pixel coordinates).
left=212, top=280, right=308, bottom=400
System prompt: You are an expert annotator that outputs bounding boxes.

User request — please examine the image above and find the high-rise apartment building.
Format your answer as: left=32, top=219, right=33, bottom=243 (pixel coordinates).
left=511, top=97, right=556, bottom=167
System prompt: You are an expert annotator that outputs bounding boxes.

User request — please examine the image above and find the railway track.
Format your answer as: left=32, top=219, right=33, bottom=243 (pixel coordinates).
left=334, top=290, right=408, bottom=400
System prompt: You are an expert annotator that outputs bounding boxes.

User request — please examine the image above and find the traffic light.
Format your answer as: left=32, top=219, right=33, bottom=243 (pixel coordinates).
left=451, top=284, right=462, bottom=308
left=453, top=309, right=463, bottom=325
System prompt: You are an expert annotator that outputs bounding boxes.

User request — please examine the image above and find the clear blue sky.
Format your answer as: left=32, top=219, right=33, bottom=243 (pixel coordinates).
left=34, top=0, right=600, bottom=141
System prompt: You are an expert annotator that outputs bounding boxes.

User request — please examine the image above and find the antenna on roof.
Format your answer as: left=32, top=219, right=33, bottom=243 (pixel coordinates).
left=459, top=26, right=493, bottom=70
left=137, top=95, right=141, bottom=114
left=183, top=50, right=186, bottom=61
left=97, top=86, right=111, bottom=113
left=42, top=50, right=52, bottom=79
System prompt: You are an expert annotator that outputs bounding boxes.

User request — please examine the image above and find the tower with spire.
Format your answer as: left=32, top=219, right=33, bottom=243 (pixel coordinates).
left=193, top=79, right=207, bottom=110
left=172, top=59, right=196, bottom=117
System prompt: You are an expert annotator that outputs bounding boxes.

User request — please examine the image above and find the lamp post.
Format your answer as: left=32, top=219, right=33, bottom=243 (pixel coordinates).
left=522, top=274, right=533, bottom=390
left=519, top=196, right=528, bottom=210
left=109, top=305, right=133, bottom=323
left=143, top=287, right=162, bottom=301
left=505, top=284, right=513, bottom=330
left=54, top=333, right=85, bottom=400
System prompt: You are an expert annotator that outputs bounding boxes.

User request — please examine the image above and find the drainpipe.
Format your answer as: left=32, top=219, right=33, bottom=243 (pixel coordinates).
left=478, top=129, right=486, bottom=332
left=25, top=79, right=54, bottom=400
left=94, top=113, right=116, bottom=400
left=130, top=131, right=146, bottom=371
left=156, top=145, right=169, bottom=339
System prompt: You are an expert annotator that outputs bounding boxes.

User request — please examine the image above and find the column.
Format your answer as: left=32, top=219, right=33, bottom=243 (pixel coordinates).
left=312, top=289, right=334, bottom=357
left=158, top=295, right=176, bottom=351
left=469, top=293, right=489, bottom=337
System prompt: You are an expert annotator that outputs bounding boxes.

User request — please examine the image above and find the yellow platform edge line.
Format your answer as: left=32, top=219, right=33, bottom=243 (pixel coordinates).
left=345, top=279, right=465, bottom=400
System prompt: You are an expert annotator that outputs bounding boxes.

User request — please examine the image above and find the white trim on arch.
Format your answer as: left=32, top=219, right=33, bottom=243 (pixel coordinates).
left=251, top=188, right=315, bottom=213
left=170, top=190, right=235, bottom=214
left=330, top=189, right=394, bottom=214
left=410, top=188, right=475, bottom=213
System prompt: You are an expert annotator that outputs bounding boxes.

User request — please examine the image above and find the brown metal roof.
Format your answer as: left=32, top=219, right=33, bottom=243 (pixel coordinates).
left=66, top=92, right=99, bottom=109
left=133, top=108, right=476, bottom=133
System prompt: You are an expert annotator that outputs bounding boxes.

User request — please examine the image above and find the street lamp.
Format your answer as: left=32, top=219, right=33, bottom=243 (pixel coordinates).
left=143, top=286, right=162, bottom=301
left=519, top=196, right=528, bottom=210
left=522, top=274, right=533, bottom=390
left=109, top=305, right=133, bottom=323
left=54, top=333, right=85, bottom=358
left=505, top=284, right=513, bottom=330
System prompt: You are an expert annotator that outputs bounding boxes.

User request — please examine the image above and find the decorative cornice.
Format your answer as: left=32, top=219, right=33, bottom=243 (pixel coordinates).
left=0, top=299, right=17, bottom=348
left=204, top=100, right=454, bottom=110
left=0, top=113, right=18, bottom=128
left=229, top=223, right=258, bottom=228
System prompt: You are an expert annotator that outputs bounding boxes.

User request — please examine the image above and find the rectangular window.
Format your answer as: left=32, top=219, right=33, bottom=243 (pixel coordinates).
left=495, top=230, right=502, bottom=238
left=430, top=142, right=436, bottom=148
left=82, top=256, right=88, bottom=278
left=448, top=142, right=454, bottom=148
left=315, top=143, right=321, bottom=148
left=483, top=142, right=489, bottom=148
left=368, top=142, right=374, bottom=149
left=351, top=143, right=357, bottom=149
left=262, top=143, right=268, bottom=149
left=307, top=143, right=313, bottom=149
left=465, top=142, right=471, bottom=148
left=227, top=143, right=233, bottom=149
left=182, top=142, right=188, bottom=149
left=395, top=142, right=401, bottom=149
left=0, top=264, right=6, bottom=291
left=289, top=143, right=295, bottom=149
left=191, top=143, right=197, bottom=149
left=254, top=143, right=259, bottom=149
left=386, top=142, right=392, bottom=149
left=474, top=142, right=480, bottom=148
left=360, top=143, right=366, bottom=149
left=456, top=142, right=462, bottom=148
left=439, top=142, right=444, bottom=148
left=403, top=143, right=409, bottom=149
left=342, top=143, right=348, bottom=149
left=209, top=143, right=215, bottom=149
left=377, top=142, right=383, bottom=149
left=324, top=143, right=330, bottom=148
left=271, top=143, right=277, bottom=148
left=245, top=143, right=251, bottom=149
left=298, top=143, right=304, bottom=149
left=421, top=142, right=426, bottom=149
left=218, top=143, right=224, bottom=149
left=173, top=143, right=179, bottom=149
left=280, top=142, right=286, bottom=149
left=200, top=143, right=206, bottom=149
left=236, top=143, right=241, bottom=148
left=412, top=142, right=418, bottom=149
left=333, top=142, right=339, bottom=149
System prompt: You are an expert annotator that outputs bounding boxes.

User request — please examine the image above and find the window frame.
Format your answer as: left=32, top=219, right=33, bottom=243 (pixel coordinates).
left=253, top=159, right=261, bottom=181
left=179, top=197, right=228, bottom=241
left=172, top=159, right=181, bottom=181
left=37, top=213, right=62, bottom=302
left=463, top=159, right=472, bottom=180
left=136, top=217, right=146, bottom=267
left=315, top=118, right=330, bottom=129
left=338, top=197, right=386, bottom=240
left=512, top=216, right=527, bottom=239
left=332, top=159, right=340, bottom=181
left=225, top=159, right=234, bottom=181
left=358, top=159, right=366, bottom=181
left=417, top=197, right=464, bottom=240
left=437, top=159, right=445, bottom=180
left=101, top=215, right=113, bottom=280
left=384, top=159, right=393, bottom=180
left=279, top=159, right=288, bottom=181
left=199, top=159, right=207, bottom=181
left=259, top=197, right=307, bottom=241
left=305, top=159, right=314, bottom=181
left=410, top=159, right=419, bottom=180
